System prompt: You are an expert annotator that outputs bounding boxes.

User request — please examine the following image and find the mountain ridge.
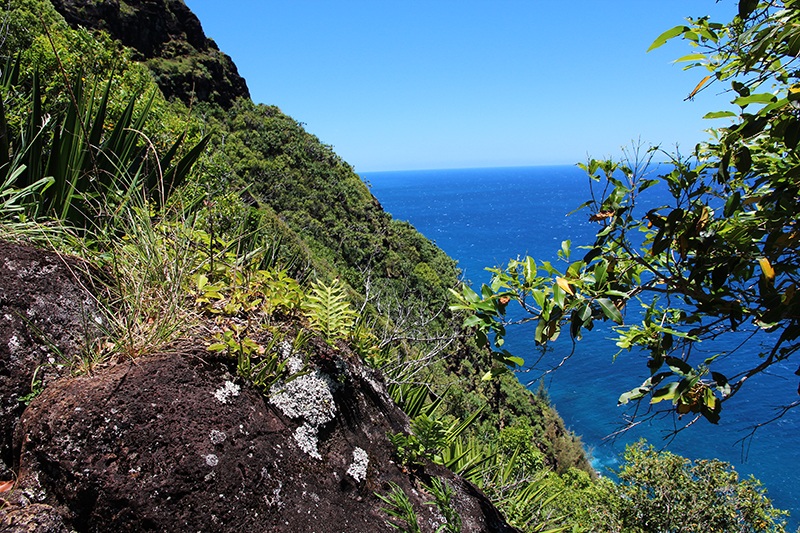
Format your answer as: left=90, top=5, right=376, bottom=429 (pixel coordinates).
left=50, top=0, right=249, bottom=108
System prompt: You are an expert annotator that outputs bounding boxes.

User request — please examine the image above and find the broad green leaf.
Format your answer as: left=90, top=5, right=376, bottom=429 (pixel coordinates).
left=665, top=356, right=694, bottom=377
left=739, top=0, right=758, bottom=19
left=490, top=275, right=503, bottom=293
left=597, top=298, right=623, bottom=324
left=532, top=289, right=546, bottom=309
left=506, top=355, right=525, bottom=367
left=534, top=318, right=546, bottom=344
left=647, top=26, right=690, bottom=52
left=733, top=93, right=778, bottom=106
left=594, top=261, right=608, bottom=287
left=674, top=53, right=707, bottom=63
left=523, top=256, right=536, bottom=280
left=207, top=343, right=228, bottom=352
left=481, top=283, right=494, bottom=301
left=619, top=387, right=649, bottom=405
left=553, top=282, right=565, bottom=309
left=703, top=110, right=737, bottom=119
left=651, top=382, right=680, bottom=403
left=579, top=303, right=592, bottom=323
left=724, top=191, right=741, bottom=218
left=482, top=367, right=507, bottom=381
left=704, top=387, right=716, bottom=410
left=463, top=315, right=486, bottom=328
left=462, top=285, right=481, bottom=304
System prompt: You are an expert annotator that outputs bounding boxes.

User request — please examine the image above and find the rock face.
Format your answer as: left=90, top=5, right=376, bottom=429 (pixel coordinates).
left=0, top=241, right=103, bottom=479
left=49, top=0, right=250, bottom=108
left=0, top=242, right=517, bottom=533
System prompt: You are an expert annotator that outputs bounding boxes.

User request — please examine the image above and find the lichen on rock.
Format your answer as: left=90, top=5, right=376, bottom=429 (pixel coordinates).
left=269, top=354, right=337, bottom=460
left=346, top=447, right=369, bottom=483
left=212, top=380, right=240, bottom=403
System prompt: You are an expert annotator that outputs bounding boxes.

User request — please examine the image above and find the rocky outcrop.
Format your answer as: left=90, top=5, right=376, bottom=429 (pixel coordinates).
left=0, top=241, right=104, bottom=480
left=49, top=0, right=250, bottom=108
left=0, top=241, right=517, bottom=532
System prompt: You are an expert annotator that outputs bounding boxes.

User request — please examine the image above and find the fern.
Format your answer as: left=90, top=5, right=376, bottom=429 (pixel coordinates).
left=304, top=279, right=357, bottom=344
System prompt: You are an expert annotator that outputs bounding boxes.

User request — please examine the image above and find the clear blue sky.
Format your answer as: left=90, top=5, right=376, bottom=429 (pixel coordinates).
left=185, top=1, right=738, bottom=172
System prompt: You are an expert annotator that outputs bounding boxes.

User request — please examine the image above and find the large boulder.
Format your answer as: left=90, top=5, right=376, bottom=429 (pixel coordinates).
left=0, top=241, right=103, bottom=478
left=0, top=240, right=517, bottom=531
left=11, top=344, right=516, bottom=532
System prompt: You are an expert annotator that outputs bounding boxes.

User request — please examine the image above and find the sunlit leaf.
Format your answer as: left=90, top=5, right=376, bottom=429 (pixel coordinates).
left=648, top=25, right=690, bottom=52
left=759, top=257, right=775, bottom=284
left=665, top=356, right=693, bottom=377
left=651, top=382, right=680, bottom=403
left=556, top=276, right=574, bottom=296
left=597, top=298, right=623, bottom=324
left=733, top=93, right=778, bottom=106
left=674, top=53, right=707, bottom=63
left=703, top=110, right=737, bottom=119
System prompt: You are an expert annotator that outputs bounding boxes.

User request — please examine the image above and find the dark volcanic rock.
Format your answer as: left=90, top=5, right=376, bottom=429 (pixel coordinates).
left=11, top=345, right=517, bottom=532
left=0, top=241, right=103, bottom=478
left=49, top=0, right=250, bottom=108
left=0, top=503, right=73, bottom=533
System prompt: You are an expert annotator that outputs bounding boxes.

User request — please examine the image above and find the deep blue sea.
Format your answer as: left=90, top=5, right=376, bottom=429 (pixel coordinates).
left=363, top=165, right=799, bottom=527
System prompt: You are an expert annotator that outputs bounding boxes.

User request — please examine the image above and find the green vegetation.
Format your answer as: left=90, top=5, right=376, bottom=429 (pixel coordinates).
left=304, top=279, right=358, bottom=344
left=0, top=1, right=791, bottom=532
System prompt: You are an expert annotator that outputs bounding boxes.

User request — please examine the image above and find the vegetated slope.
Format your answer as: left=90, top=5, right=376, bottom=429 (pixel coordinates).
left=2, top=0, right=594, bottom=529
left=45, top=0, right=592, bottom=479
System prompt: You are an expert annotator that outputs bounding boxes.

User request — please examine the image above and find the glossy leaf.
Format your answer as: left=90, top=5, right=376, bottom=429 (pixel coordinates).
left=597, top=298, right=623, bottom=324
left=703, top=110, right=737, bottom=119
left=665, top=356, right=693, bottom=378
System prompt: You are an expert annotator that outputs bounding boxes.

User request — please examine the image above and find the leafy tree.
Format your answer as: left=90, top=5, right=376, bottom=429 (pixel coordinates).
left=613, top=440, right=787, bottom=532
left=540, top=442, right=788, bottom=533
left=451, top=1, right=800, bottom=431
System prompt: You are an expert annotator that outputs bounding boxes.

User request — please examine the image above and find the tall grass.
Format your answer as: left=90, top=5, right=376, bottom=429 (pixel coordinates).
left=0, top=46, right=214, bottom=364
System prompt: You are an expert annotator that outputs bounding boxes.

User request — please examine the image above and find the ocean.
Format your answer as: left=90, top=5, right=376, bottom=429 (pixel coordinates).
left=362, top=165, right=800, bottom=526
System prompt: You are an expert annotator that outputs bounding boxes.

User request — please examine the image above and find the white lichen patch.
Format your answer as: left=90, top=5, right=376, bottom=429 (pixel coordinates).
left=7, top=334, right=21, bottom=354
left=209, top=429, right=227, bottom=445
left=357, top=365, right=392, bottom=405
left=270, top=357, right=337, bottom=460
left=213, top=381, right=240, bottom=404
left=346, top=447, right=369, bottom=483
left=205, top=454, right=219, bottom=467
left=294, top=423, right=322, bottom=460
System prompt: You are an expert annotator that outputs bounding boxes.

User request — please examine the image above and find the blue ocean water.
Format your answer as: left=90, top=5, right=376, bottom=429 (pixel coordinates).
left=363, top=165, right=800, bottom=526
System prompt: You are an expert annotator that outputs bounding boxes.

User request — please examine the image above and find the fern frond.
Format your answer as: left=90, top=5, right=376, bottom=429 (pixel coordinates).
left=304, top=279, right=357, bottom=343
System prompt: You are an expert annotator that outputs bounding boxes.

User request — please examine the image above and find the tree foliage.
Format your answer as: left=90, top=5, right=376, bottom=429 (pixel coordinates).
left=541, top=441, right=788, bottom=533
left=452, top=0, right=800, bottom=431
left=612, top=440, right=788, bottom=532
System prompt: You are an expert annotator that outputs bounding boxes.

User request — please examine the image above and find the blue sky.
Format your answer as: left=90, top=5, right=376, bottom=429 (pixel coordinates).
left=185, top=1, right=738, bottom=172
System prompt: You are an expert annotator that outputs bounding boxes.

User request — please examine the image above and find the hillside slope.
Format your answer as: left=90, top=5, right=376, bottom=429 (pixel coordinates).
left=0, top=1, right=594, bottom=531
